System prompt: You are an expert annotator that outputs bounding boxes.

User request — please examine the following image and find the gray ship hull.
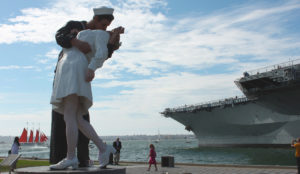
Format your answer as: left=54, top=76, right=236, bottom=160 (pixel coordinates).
left=249, top=84, right=300, bottom=115
left=164, top=100, right=300, bottom=147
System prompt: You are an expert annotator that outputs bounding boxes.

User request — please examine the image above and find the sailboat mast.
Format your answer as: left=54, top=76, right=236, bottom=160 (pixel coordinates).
left=32, top=122, right=34, bottom=143
left=26, top=121, right=28, bottom=142
left=157, top=129, right=160, bottom=140
left=38, top=123, right=40, bottom=143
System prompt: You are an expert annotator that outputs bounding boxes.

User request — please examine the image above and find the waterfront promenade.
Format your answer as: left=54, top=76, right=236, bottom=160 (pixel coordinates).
left=1, top=162, right=297, bottom=174
left=123, top=162, right=297, bottom=174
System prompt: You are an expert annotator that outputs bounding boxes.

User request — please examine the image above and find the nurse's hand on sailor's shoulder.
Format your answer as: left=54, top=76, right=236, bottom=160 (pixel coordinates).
left=112, top=26, right=125, bottom=34
left=71, top=38, right=92, bottom=54
left=109, top=27, right=124, bottom=43
left=85, top=68, right=95, bottom=82
left=108, top=26, right=124, bottom=51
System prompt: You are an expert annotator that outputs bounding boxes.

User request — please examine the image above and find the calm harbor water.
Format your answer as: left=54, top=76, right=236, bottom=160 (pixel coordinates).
left=0, top=138, right=296, bottom=166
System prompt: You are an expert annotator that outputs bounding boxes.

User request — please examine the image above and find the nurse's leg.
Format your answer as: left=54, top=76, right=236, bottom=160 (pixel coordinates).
left=63, top=94, right=79, bottom=160
left=76, top=108, right=105, bottom=152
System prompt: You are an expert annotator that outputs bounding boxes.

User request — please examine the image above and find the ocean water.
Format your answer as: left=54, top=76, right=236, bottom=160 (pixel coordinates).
left=0, top=139, right=296, bottom=166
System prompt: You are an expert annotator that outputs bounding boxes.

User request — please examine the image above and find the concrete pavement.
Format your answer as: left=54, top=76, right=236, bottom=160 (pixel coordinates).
left=124, top=163, right=297, bottom=174
left=1, top=163, right=297, bottom=174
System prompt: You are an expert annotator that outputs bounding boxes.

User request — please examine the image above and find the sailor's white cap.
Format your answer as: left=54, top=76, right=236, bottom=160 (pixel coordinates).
left=93, top=6, right=114, bottom=15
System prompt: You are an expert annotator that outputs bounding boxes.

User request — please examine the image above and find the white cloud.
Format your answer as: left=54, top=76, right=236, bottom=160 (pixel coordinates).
left=1, top=0, right=300, bottom=136
left=0, top=110, right=51, bottom=136
left=234, top=2, right=300, bottom=23
left=46, top=49, right=60, bottom=59
left=38, top=48, right=61, bottom=64
left=1, top=0, right=300, bottom=75
left=0, top=92, right=52, bottom=135
left=94, top=72, right=243, bottom=105
left=90, top=72, right=243, bottom=135
left=0, top=65, right=35, bottom=70
left=103, top=0, right=300, bottom=76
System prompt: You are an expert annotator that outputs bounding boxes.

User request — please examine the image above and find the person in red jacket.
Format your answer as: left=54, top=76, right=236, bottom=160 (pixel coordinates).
left=147, top=144, right=158, bottom=171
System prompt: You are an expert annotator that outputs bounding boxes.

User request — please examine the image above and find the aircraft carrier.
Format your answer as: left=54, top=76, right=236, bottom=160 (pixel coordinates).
left=162, top=59, right=300, bottom=147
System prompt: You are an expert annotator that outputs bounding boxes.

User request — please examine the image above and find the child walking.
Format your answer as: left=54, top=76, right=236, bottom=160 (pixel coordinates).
left=147, top=144, right=158, bottom=171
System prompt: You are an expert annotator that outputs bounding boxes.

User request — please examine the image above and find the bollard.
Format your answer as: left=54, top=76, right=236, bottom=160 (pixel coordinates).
left=161, top=156, right=174, bottom=167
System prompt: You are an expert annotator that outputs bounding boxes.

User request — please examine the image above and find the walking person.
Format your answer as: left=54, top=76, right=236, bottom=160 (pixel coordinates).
left=11, top=137, right=20, bottom=155
left=10, top=137, right=20, bottom=171
left=50, top=6, right=121, bottom=167
left=49, top=6, right=124, bottom=170
left=291, top=138, right=300, bottom=174
left=147, top=144, right=158, bottom=171
left=113, top=138, right=122, bottom=165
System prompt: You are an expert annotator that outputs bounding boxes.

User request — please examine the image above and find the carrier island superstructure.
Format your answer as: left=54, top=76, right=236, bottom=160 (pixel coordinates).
left=235, top=59, right=300, bottom=115
left=162, top=59, right=300, bottom=147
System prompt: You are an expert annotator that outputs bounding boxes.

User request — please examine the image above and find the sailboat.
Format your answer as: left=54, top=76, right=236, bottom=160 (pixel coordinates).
left=19, top=128, right=48, bottom=146
left=184, top=136, right=191, bottom=143
left=154, top=130, right=160, bottom=143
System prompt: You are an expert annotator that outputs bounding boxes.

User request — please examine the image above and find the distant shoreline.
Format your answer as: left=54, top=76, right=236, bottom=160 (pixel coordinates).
left=0, top=134, right=196, bottom=142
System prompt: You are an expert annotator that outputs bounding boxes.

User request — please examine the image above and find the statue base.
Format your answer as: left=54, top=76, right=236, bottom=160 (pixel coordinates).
left=14, top=166, right=126, bottom=174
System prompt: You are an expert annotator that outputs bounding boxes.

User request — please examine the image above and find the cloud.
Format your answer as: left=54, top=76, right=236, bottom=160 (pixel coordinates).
left=85, top=71, right=244, bottom=135
left=0, top=110, right=51, bottom=136
left=0, top=92, right=52, bottom=135
left=0, top=65, right=35, bottom=70
left=45, top=49, right=60, bottom=59
left=102, top=0, right=300, bottom=76
left=1, top=0, right=300, bottom=136
left=0, top=0, right=164, bottom=44
left=234, top=1, right=300, bottom=23
left=1, top=0, right=300, bottom=76
left=91, top=72, right=243, bottom=134
left=38, top=48, right=60, bottom=64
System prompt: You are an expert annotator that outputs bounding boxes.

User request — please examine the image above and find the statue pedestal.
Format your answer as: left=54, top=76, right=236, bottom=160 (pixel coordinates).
left=14, top=166, right=126, bottom=174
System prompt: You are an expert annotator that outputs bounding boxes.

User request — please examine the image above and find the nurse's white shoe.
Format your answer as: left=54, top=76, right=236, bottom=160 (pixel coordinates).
left=98, top=145, right=116, bottom=168
left=49, top=157, right=78, bottom=170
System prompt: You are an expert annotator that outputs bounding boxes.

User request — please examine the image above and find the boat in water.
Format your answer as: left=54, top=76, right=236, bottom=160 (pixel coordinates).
left=162, top=59, right=300, bottom=147
left=235, top=59, right=300, bottom=115
left=154, top=130, right=161, bottom=143
left=19, top=128, right=48, bottom=146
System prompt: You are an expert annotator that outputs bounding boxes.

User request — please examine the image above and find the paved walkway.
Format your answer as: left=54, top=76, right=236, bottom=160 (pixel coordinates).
left=1, top=164, right=297, bottom=174
left=124, top=164, right=297, bottom=174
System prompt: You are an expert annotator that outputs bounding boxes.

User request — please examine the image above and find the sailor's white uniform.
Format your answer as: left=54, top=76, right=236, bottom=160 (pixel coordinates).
left=51, top=29, right=109, bottom=115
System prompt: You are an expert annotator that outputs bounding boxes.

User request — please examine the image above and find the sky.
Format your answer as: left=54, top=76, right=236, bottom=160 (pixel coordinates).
left=0, top=0, right=300, bottom=136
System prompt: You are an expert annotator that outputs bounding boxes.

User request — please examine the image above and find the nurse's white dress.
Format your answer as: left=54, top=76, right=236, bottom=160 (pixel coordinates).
left=51, top=29, right=109, bottom=115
